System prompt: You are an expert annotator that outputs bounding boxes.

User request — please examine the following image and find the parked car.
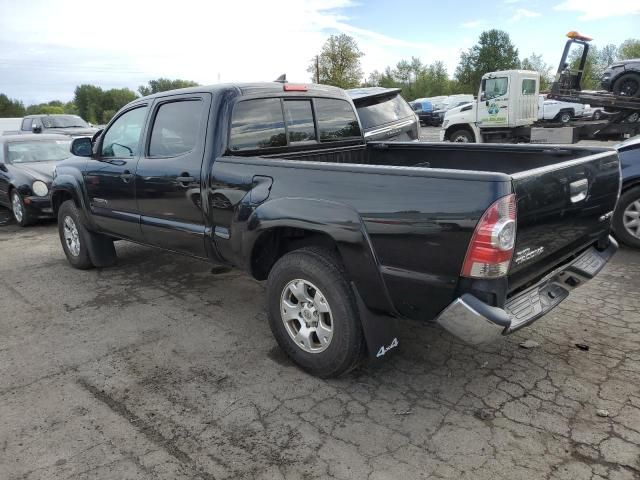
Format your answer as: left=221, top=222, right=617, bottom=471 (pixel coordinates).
left=0, top=117, right=22, bottom=135
left=347, top=87, right=418, bottom=141
left=582, top=104, right=611, bottom=121
left=0, top=134, right=71, bottom=226
left=5, top=114, right=99, bottom=137
left=538, top=95, right=585, bottom=123
left=52, top=82, right=619, bottom=377
left=601, top=59, right=640, bottom=97
left=411, top=97, right=448, bottom=126
left=613, top=135, right=640, bottom=248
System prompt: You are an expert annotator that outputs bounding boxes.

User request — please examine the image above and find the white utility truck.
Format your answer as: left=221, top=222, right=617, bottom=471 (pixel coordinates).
left=440, top=70, right=540, bottom=143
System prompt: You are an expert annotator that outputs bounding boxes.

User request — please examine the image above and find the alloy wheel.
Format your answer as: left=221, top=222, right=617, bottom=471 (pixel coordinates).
left=63, top=216, right=81, bottom=257
left=11, top=193, right=23, bottom=223
left=280, top=279, right=333, bottom=353
left=623, top=199, right=640, bottom=240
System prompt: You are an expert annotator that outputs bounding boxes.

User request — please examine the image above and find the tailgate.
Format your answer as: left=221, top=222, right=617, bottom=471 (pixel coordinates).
left=508, top=150, right=620, bottom=290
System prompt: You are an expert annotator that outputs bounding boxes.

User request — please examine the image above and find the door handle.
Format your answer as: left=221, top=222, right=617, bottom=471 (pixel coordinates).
left=176, top=175, right=195, bottom=185
left=120, top=170, right=134, bottom=183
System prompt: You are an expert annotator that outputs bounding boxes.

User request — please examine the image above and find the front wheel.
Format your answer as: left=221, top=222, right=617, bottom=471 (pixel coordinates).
left=613, top=187, right=640, bottom=249
left=448, top=128, right=474, bottom=143
left=58, top=200, right=94, bottom=269
left=11, top=190, right=34, bottom=227
left=266, top=247, right=365, bottom=378
left=593, top=110, right=603, bottom=120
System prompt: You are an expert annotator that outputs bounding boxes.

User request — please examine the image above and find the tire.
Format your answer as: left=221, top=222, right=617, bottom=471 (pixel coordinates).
left=11, top=190, right=34, bottom=227
left=266, top=247, right=365, bottom=378
left=612, top=73, right=640, bottom=98
left=57, top=200, right=117, bottom=269
left=448, top=128, right=474, bottom=143
left=613, top=187, right=640, bottom=249
left=593, top=110, right=603, bottom=121
left=558, top=110, right=572, bottom=124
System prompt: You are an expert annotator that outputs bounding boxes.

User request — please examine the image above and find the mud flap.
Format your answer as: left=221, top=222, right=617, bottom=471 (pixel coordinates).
left=352, top=283, right=400, bottom=362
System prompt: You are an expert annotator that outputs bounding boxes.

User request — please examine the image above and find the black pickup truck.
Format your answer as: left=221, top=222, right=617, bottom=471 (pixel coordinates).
left=51, top=82, right=620, bottom=377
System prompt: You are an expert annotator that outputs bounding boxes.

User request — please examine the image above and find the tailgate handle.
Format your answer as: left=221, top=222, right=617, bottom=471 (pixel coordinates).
left=570, top=179, right=588, bottom=203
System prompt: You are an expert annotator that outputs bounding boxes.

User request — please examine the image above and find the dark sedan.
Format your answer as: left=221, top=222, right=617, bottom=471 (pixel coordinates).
left=0, top=134, right=71, bottom=226
left=613, top=135, right=640, bottom=248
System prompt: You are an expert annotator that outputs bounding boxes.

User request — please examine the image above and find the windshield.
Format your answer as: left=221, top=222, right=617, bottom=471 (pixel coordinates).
left=356, top=94, right=415, bottom=130
left=7, top=140, right=71, bottom=163
left=41, top=115, right=89, bottom=129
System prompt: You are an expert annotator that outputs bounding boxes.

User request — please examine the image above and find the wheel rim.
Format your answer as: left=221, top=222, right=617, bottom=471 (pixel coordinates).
left=623, top=199, right=640, bottom=240
left=561, top=113, right=571, bottom=123
left=11, top=193, right=23, bottom=223
left=619, top=78, right=639, bottom=97
left=280, top=279, right=333, bottom=353
left=452, top=133, right=469, bottom=143
left=63, top=216, right=81, bottom=257
left=594, top=111, right=601, bottom=120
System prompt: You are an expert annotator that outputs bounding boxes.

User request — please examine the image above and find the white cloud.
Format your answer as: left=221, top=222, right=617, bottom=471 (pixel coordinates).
left=509, top=8, right=542, bottom=22
left=461, top=20, right=483, bottom=28
left=554, top=0, right=640, bottom=20
left=0, top=0, right=466, bottom=102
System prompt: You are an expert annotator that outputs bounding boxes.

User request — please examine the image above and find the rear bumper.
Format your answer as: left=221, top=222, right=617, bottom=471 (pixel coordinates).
left=435, top=236, right=618, bottom=344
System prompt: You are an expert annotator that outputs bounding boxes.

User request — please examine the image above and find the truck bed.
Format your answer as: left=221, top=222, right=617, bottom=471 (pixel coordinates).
left=255, top=141, right=619, bottom=314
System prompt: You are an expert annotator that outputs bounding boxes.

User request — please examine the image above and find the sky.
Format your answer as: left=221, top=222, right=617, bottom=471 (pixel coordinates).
left=0, top=0, right=639, bottom=105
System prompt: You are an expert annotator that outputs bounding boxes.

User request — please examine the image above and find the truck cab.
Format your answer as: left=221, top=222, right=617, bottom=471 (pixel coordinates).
left=441, top=70, right=539, bottom=143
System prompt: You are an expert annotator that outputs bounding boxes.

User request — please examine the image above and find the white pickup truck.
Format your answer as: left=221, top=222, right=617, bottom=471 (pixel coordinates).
left=538, top=95, right=585, bottom=123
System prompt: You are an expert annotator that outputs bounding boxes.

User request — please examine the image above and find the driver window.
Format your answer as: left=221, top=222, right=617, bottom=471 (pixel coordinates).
left=484, top=77, right=508, bottom=100
left=101, top=106, right=148, bottom=158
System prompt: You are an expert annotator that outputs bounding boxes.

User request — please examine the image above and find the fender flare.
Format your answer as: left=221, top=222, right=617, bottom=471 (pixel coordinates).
left=242, top=197, right=400, bottom=360
left=242, top=197, right=395, bottom=314
left=51, top=172, right=98, bottom=230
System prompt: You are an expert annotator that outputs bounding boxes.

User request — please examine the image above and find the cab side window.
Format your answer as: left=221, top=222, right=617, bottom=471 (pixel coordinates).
left=315, top=99, right=361, bottom=142
left=230, top=99, right=286, bottom=151
left=101, top=106, right=148, bottom=158
left=481, top=77, right=508, bottom=100
left=21, top=119, right=32, bottom=131
left=149, top=100, right=203, bottom=157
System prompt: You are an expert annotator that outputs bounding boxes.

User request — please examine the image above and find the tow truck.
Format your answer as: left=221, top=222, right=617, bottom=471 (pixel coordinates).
left=441, top=32, right=640, bottom=143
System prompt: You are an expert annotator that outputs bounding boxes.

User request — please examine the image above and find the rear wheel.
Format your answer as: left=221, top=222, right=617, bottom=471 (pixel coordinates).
left=613, top=187, right=640, bottom=249
left=449, top=128, right=474, bottom=143
left=11, top=190, right=34, bottom=227
left=266, top=247, right=365, bottom=378
left=613, top=73, right=640, bottom=97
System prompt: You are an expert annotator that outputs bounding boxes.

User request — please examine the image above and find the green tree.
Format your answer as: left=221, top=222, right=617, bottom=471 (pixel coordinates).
left=454, top=29, right=520, bottom=92
left=25, top=100, right=70, bottom=115
left=138, top=78, right=199, bottom=96
left=74, top=84, right=104, bottom=124
left=618, top=39, right=640, bottom=60
left=308, top=34, right=364, bottom=88
left=101, top=88, right=137, bottom=123
left=521, top=53, right=553, bottom=91
left=0, top=94, right=26, bottom=117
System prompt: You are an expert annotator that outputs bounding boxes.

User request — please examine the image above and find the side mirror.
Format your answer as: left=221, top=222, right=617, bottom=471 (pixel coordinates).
left=32, top=124, right=42, bottom=134
left=70, top=137, right=93, bottom=157
left=0, top=162, right=7, bottom=172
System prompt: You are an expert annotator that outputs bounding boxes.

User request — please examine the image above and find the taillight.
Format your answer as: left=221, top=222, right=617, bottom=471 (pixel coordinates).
left=461, top=194, right=517, bottom=278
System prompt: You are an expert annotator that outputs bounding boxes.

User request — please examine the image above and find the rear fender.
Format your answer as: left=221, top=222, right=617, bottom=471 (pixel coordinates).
left=243, top=197, right=400, bottom=360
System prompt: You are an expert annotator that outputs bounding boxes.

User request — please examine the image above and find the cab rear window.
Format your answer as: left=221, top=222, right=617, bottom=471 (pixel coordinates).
left=230, top=97, right=360, bottom=151
left=355, top=94, right=414, bottom=130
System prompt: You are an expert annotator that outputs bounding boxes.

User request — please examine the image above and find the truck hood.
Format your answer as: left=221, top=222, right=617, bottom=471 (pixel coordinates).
left=443, top=103, right=475, bottom=124
left=45, top=127, right=99, bottom=137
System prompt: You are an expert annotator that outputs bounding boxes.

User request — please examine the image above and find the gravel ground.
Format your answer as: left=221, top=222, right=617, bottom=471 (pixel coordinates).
left=1, top=212, right=639, bottom=480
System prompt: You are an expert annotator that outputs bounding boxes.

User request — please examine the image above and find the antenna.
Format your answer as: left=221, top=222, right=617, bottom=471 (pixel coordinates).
left=274, top=74, right=287, bottom=83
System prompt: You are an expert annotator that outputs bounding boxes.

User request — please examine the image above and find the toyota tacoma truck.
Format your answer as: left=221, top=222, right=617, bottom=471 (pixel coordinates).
left=51, top=82, right=620, bottom=377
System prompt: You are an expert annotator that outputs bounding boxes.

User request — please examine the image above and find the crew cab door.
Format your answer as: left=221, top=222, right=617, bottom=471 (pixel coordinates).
left=85, top=104, right=149, bottom=240
left=478, top=76, right=509, bottom=128
left=135, top=94, right=211, bottom=258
